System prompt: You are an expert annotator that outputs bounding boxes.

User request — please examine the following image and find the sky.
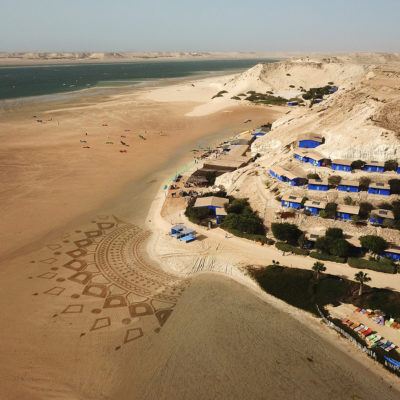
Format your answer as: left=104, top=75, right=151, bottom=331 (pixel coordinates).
left=1, top=0, right=400, bottom=53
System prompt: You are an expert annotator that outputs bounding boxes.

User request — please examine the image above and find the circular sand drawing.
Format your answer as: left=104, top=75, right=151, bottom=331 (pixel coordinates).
left=35, top=216, right=189, bottom=348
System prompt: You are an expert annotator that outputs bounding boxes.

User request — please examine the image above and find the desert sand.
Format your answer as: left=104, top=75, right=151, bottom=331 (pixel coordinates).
left=1, top=59, right=400, bottom=400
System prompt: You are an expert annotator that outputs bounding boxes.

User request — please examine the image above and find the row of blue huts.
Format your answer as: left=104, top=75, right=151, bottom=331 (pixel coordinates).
left=281, top=194, right=361, bottom=221
left=281, top=193, right=396, bottom=226
left=294, top=148, right=399, bottom=174
left=270, top=166, right=392, bottom=196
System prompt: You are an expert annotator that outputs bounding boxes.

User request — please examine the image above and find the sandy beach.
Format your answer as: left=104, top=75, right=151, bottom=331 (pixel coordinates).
left=0, top=74, right=279, bottom=262
left=1, top=67, right=400, bottom=400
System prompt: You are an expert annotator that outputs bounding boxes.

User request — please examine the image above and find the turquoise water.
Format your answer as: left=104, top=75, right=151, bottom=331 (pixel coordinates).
left=0, top=59, right=277, bottom=100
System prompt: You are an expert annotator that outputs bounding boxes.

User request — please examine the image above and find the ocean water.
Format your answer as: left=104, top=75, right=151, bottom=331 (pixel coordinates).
left=0, top=59, right=277, bottom=100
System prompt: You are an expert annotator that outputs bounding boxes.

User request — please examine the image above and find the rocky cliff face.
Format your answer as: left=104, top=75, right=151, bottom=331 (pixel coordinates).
left=216, top=56, right=400, bottom=189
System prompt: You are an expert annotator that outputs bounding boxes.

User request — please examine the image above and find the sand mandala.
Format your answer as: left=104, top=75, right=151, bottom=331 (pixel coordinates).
left=33, top=216, right=189, bottom=348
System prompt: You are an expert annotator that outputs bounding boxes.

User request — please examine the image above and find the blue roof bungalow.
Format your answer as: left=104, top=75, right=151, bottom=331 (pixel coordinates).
left=286, top=101, right=298, bottom=106
left=269, top=166, right=305, bottom=186
left=281, top=194, right=303, bottom=210
left=397, top=166, right=400, bottom=174
left=336, top=204, right=360, bottom=221
left=304, top=200, right=326, bottom=215
left=368, top=182, right=391, bottom=196
left=338, top=179, right=359, bottom=193
left=293, top=149, right=328, bottom=167
left=370, top=209, right=395, bottom=225
left=363, top=160, right=385, bottom=173
left=383, top=246, right=400, bottom=261
left=308, top=178, right=329, bottom=191
left=331, top=159, right=352, bottom=172
left=194, top=196, right=229, bottom=223
left=297, top=133, right=324, bottom=148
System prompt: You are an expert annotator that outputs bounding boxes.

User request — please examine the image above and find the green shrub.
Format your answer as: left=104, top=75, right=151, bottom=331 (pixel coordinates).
left=351, top=160, right=365, bottom=170
left=310, top=252, right=346, bottom=263
left=389, top=179, right=400, bottom=195
left=328, top=175, right=341, bottom=185
left=307, top=173, right=320, bottom=180
left=359, top=177, right=371, bottom=191
left=319, top=210, right=327, bottom=218
left=226, top=198, right=249, bottom=214
left=184, top=198, right=213, bottom=224
left=222, top=212, right=265, bottom=235
left=315, top=236, right=331, bottom=254
left=211, top=90, right=228, bottom=99
left=275, top=242, right=309, bottom=255
left=385, top=160, right=398, bottom=171
left=359, top=202, right=373, bottom=219
left=347, top=257, right=396, bottom=274
left=326, top=228, right=343, bottom=239
left=224, top=228, right=271, bottom=244
left=231, top=96, right=241, bottom=100
left=302, top=85, right=334, bottom=101
left=221, top=197, right=266, bottom=236
left=344, top=196, right=355, bottom=205
left=325, top=202, right=337, bottom=219
left=378, top=202, right=393, bottom=210
left=245, top=92, right=287, bottom=105
left=329, top=238, right=352, bottom=257
left=359, top=235, right=388, bottom=254
left=271, top=222, right=302, bottom=244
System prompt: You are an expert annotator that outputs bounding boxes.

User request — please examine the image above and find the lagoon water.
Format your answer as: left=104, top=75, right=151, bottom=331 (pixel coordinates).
left=0, top=59, right=277, bottom=100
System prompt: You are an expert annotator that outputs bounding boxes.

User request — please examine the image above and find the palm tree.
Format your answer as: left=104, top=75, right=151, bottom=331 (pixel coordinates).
left=312, top=261, right=326, bottom=280
left=354, top=271, right=371, bottom=296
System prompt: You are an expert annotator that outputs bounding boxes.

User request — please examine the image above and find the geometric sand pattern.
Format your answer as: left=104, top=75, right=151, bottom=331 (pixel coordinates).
left=36, top=216, right=189, bottom=348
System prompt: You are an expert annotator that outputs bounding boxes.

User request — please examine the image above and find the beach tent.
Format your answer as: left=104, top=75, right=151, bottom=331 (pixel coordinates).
left=179, top=228, right=196, bottom=243
left=171, top=225, right=186, bottom=238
